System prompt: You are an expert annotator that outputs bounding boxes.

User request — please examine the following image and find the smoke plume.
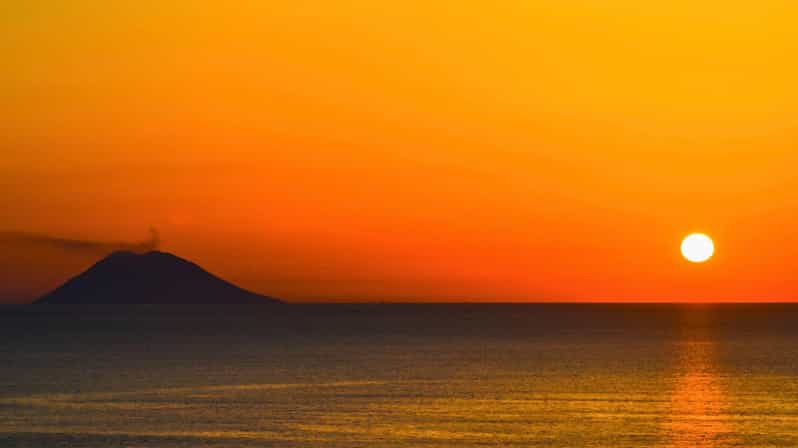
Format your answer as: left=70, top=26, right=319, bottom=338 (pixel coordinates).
left=0, top=227, right=160, bottom=255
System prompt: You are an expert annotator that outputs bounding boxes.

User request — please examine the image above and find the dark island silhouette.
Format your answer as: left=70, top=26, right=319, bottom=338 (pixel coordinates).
left=35, top=251, right=282, bottom=305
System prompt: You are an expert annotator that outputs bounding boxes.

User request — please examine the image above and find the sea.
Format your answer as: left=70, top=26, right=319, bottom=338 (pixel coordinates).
left=2, top=304, right=798, bottom=447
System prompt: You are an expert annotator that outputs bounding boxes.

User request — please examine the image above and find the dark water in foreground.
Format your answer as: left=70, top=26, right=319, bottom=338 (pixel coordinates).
left=3, top=304, right=798, bottom=447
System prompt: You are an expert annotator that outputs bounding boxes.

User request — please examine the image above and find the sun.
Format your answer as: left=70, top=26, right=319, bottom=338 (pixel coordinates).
left=681, top=233, right=714, bottom=263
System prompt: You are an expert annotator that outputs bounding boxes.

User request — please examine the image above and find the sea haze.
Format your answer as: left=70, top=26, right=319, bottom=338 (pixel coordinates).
left=3, top=304, right=798, bottom=447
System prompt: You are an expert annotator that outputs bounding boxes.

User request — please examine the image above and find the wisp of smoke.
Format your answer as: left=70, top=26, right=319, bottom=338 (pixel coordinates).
left=0, top=227, right=161, bottom=255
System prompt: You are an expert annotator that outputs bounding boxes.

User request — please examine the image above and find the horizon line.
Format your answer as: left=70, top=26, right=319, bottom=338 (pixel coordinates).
left=8, top=300, right=798, bottom=306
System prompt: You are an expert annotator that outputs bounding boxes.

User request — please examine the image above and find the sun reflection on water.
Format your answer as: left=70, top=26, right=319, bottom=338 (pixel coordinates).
left=661, top=313, right=735, bottom=447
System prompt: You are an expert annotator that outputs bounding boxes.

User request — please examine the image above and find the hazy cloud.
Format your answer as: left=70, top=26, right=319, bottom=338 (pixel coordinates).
left=0, top=228, right=160, bottom=255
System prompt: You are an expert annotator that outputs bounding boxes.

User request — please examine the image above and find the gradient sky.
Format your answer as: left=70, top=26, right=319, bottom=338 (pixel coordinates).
left=3, top=1, right=798, bottom=302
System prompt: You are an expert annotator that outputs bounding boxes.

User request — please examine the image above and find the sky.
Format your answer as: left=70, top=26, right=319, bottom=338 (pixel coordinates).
left=3, top=1, right=798, bottom=302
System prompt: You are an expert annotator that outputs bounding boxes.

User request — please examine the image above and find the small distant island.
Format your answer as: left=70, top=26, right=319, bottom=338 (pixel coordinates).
left=35, top=251, right=282, bottom=305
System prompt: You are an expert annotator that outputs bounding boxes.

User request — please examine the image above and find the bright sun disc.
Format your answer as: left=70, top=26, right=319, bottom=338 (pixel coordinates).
left=681, top=233, right=714, bottom=263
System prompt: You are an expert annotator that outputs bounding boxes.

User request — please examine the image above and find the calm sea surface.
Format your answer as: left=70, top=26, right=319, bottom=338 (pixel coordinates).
left=3, top=304, right=798, bottom=447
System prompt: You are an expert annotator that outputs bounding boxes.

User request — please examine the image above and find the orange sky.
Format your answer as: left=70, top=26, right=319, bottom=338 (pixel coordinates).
left=3, top=1, right=798, bottom=302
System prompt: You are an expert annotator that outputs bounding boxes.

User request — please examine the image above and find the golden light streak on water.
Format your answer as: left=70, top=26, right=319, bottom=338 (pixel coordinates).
left=661, top=310, right=736, bottom=447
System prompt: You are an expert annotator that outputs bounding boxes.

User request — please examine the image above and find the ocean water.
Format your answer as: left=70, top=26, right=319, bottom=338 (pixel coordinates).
left=3, top=304, right=798, bottom=447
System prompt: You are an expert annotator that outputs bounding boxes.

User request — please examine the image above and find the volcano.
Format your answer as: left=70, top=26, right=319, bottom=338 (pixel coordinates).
left=35, top=251, right=282, bottom=305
